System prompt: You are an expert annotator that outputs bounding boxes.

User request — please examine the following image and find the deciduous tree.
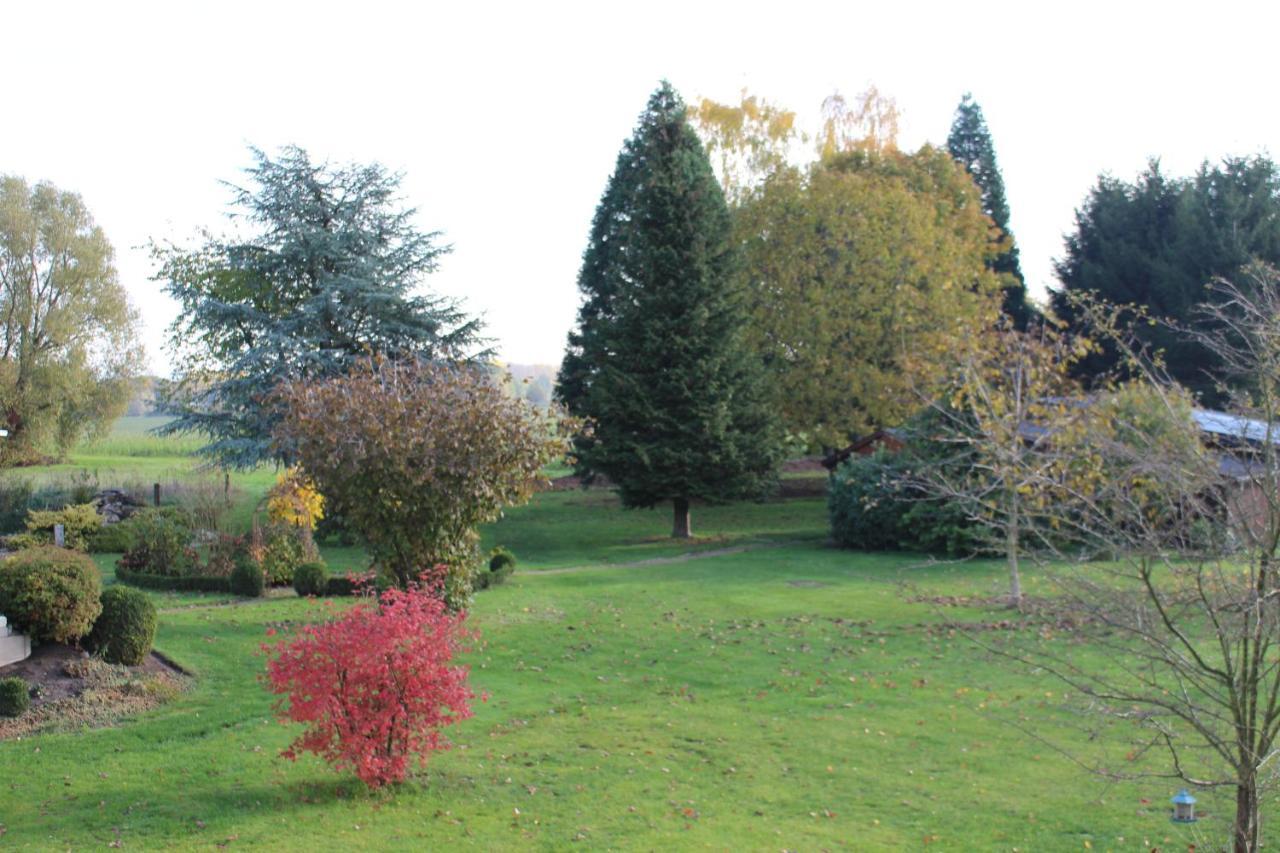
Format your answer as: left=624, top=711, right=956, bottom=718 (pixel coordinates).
left=263, top=577, right=475, bottom=788
left=274, top=358, right=566, bottom=605
left=733, top=145, right=1002, bottom=447
left=957, top=271, right=1280, bottom=850
left=694, top=90, right=1002, bottom=450
left=0, top=176, right=141, bottom=461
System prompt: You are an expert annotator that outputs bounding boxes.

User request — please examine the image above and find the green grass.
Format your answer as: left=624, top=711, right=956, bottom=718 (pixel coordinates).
left=0, top=416, right=1258, bottom=848
left=1, top=542, right=1232, bottom=849
left=77, top=415, right=208, bottom=458
left=1, top=416, right=277, bottom=534
left=478, top=489, right=828, bottom=569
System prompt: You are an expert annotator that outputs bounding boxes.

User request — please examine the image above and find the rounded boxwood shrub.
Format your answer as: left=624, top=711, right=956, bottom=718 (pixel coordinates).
left=476, top=547, right=516, bottom=590
left=88, top=585, right=157, bottom=665
left=229, top=552, right=265, bottom=598
left=293, top=561, right=329, bottom=597
left=489, top=547, right=516, bottom=573
left=0, top=676, right=30, bottom=717
left=0, top=546, right=102, bottom=643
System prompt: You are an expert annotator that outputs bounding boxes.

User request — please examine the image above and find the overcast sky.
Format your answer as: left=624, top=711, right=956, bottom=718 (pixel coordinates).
left=5, top=1, right=1278, bottom=375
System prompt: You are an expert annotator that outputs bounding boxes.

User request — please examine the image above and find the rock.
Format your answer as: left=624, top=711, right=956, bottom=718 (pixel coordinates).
left=93, top=489, right=144, bottom=524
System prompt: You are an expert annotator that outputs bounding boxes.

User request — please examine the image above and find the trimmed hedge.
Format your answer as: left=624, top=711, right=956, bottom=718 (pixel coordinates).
left=116, top=567, right=232, bottom=593
left=0, top=547, right=102, bottom=643
left=0, top=677, right=29, bottom=717
left=324, top=574, right=359, bottom=597
left=88, top=586, right=157, bottom=665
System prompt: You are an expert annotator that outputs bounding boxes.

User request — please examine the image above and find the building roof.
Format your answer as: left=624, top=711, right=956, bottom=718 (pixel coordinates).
left=1194, top=408, right=1280, bottom=446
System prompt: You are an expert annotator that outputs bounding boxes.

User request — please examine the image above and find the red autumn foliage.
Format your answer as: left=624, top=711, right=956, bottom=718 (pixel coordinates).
left=262, top=573, right=476, bottom=787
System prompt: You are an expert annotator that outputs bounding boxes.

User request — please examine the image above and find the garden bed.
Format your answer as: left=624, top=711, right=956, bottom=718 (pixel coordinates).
left=0, top=643, right=188, bottom=739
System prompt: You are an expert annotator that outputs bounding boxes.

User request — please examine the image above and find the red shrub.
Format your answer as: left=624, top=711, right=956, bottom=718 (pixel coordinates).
left=262, top=574, right=476, bottom=787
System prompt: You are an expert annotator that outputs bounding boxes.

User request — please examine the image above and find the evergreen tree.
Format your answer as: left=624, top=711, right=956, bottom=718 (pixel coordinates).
left=556, top=82, right=782, bottom=538
left=947, top=94, right=1034, bottom=328
left=1052, top=156, right=1280, bottom=402
left=155, top=146, right=484, bottom=468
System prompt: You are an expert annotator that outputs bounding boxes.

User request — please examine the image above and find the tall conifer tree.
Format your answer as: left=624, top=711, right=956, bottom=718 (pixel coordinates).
left=947, top=94, right=1033, bottom=328
left=557, top=82, right=781, bottom=538
left=155, top=146, right=483, bottom=468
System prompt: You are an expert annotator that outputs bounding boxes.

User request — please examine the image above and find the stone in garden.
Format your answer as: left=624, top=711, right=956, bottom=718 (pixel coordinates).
left=93, top=489, right=144, bottom=524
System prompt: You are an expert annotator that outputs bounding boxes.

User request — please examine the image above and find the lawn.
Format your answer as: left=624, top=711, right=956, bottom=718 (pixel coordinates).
left=0, top=419, right=1254, bottom=848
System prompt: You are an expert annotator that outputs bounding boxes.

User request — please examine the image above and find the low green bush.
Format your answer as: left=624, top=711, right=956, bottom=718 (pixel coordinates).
left=0, top=676, right=29, bottom=717
left=23, top=503, right=102, bottom=551
left=828, top=449, right=984, bottom=557
left=489, top=547, right=516, bottom=573
left=87, top=521, right=135, bottom=553
left=0, top=547, right=102, bottom=643
left=4, top=532, right=45, bottom=551
left=88, top=586, right=157, bottom=665
left=230, top=552, right=265, bottom=598
left=116, top=567, right=231, bottom=593
left=117, top=508, right=196, bottom=577
left=293, top=561, right=329, bottom=597
left=476, top=547, right=517, bottom=590
left=324, top=574, right=359, bottom=597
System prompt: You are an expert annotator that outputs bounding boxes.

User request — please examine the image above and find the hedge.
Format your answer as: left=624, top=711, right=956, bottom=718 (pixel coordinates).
left=115, top=566, right=232, bottom=593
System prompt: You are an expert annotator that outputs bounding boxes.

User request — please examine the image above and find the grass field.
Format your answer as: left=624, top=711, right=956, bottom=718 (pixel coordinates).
left=0, top=418, right=1257, bottom=848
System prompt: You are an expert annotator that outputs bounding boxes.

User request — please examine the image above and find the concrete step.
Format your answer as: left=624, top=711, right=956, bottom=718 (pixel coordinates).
left=0, top=631, right=31, bottom=667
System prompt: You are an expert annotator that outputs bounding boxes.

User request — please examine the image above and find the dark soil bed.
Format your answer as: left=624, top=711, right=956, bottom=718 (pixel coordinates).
left=0, top=644, right=188, bottom=739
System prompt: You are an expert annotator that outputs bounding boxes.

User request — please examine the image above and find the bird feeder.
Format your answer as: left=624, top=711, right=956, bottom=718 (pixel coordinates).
left=1171, top=789, right=1197, bottom=823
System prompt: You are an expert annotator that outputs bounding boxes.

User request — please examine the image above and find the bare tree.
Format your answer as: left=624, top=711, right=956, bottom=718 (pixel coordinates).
left=915, top=320, right=1090, bottom=607
left=945, top=266, right=1280, bottom=851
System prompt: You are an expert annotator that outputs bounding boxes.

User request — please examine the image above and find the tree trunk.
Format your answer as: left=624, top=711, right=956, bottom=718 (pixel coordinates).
left=1234, top=776, right=1259, bottom=853
left=1006, top=498, right=1022, bottom=609
left=672, top=497, right=691, bottom=539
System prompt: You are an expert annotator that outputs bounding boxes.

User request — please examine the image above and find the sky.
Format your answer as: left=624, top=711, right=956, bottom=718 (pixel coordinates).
left=5, top=1, right=1279, bottom=376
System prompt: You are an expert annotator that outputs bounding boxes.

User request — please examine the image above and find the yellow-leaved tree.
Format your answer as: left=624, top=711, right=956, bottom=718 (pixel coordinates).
left=694, top=88, right=1003, bottom=451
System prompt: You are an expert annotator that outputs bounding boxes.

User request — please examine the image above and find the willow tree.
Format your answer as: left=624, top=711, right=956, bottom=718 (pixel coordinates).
left=0, top=177, right=141, bottom=461
left=557, top=82, right=782, bottom=538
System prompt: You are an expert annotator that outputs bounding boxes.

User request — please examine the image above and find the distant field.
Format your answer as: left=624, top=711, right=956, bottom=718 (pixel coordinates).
left=1, top=416, right=275, bottom=533
left=76, top=415, right=207, bottom=458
